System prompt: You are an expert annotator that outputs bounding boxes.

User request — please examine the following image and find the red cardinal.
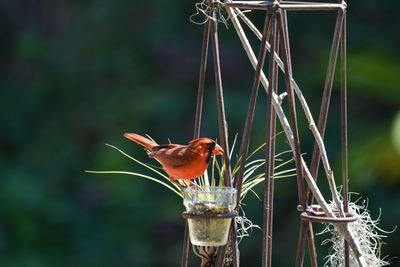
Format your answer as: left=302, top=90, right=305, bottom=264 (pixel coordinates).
left=124, top=133, right=224, bottom=181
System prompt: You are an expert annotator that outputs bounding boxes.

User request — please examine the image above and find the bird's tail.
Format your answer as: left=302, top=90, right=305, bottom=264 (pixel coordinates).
left=124, top=133, right=158, bottom=150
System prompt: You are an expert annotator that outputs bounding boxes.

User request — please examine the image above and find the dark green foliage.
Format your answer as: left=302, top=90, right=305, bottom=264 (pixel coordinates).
left=0, top=0, right=399, bottom=266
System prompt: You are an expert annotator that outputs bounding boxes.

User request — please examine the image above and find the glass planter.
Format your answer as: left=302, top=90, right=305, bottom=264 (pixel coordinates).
left=183, top=186, right=237, bottom=246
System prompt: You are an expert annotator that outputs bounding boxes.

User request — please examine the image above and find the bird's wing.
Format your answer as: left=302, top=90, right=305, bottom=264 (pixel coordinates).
left=154, top=144, right=180, bottom=149
left=149, top=145, right=193, bottom=167
left=148, top=144, right=180, bottom=157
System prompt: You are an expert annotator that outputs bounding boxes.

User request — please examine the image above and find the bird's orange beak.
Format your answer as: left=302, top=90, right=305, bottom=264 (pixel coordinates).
left=212, top=144, right=224, bottom=156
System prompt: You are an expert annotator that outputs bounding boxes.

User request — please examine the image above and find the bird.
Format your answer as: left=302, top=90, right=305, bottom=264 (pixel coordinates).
left=124, top=133, right=224, bottom=181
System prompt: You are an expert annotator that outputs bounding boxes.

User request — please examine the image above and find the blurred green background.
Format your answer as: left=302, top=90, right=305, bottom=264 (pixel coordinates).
left=0, top=0, right=399, bottom=266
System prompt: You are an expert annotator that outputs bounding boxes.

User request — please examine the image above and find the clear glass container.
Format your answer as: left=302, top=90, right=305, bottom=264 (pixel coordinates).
left=183, top=186, right=237, bottom=246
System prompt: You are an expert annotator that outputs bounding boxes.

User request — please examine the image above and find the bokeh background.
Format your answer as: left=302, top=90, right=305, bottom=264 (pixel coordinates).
left=1, top=0, right=399, bottom=266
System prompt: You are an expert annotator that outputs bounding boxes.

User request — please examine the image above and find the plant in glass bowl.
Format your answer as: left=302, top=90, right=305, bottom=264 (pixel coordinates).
left=182, top=186, right=237, bottom=246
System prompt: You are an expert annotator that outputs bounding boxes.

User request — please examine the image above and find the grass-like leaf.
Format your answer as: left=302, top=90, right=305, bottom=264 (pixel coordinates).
left=85, top=170, right=183, bottom=198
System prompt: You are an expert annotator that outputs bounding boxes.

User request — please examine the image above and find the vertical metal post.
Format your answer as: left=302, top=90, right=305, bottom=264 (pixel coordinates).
left=194, top=21, right=212, bottom=139
left=211, top=10, right=232, bottom=187
left=306, top=221, right=318, bottom=267
left=262, top=11, right=279, bottom=267
left=180, top=225, right=190, bottom=267
left=295, top=221, right=306, bottom=267
left=340, top=7, right=350, bottom=267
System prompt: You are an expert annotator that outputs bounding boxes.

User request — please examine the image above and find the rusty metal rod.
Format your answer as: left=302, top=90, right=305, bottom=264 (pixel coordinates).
left=282, top=1, right=339, bottom=4
left=301, top=212, right=358, bottom=223
left=181, top=223, right=190, bottom=267
left=215, top=223, right=239, bottom=266
left=295, top=221, right=307, bottom=267
left=194, top=20, right=211, bottom=139
left=340, top=10, right=350, bottom=267
left=224, top=1, right=274, bottom=10
left=262, top=12, right=279, bottom=267
left=211, top=11, right=232, bottom=188
left=231, top=222, right=240, bottom=267
left=295, top=220, right=318, bottom=267
left=224, top=1, right=346, bottom=11
left=307, top=221, right=318, bottom=267
left=266, top=30, right=278, bottom=267
left=280, top=3, right=345, bottom=10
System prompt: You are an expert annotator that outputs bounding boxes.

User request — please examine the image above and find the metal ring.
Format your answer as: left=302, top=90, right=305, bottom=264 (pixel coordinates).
left=182, top=211, right=238, bottom=219
left=301, top=211, right=358, bottom=223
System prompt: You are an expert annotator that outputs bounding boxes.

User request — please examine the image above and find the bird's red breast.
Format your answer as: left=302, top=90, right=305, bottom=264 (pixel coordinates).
left=124, top=133, right=224, bottom=181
